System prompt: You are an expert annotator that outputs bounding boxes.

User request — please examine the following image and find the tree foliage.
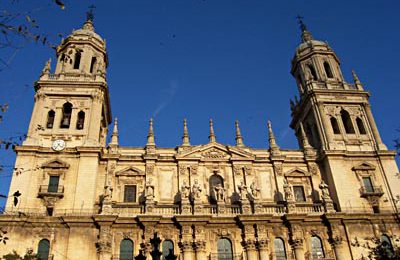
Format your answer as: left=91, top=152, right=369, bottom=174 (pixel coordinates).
left=368, top=238, right=400, bottom=260
left=2, top=249, right=37, bottom=260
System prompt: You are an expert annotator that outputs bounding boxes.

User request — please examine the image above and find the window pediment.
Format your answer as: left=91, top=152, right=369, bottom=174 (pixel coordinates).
left=284, top=167, right=311, bottom=177
left=41, top=159, right=69, bottom=169
left=352, top=162, right=376, bottom=171
left=115, top=166, right=144, bottom=177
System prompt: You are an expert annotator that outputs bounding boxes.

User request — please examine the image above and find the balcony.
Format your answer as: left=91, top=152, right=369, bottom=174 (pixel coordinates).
left=359, top=185, right=384, bottom=197
left=38, top=185, right=64, bottom=198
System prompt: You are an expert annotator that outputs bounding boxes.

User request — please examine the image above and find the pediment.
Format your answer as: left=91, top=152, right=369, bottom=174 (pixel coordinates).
left=284, top=167, right=310, bottom=177
left=115, top=166, right=145, bottom=177
left=176, top=143, right=254, bottom=161
left=41, top=159, right=69, bottom=169
left=352, top=162, right=376, bottom=171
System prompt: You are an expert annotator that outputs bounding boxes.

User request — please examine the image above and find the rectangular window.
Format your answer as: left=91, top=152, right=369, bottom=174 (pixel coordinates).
left=48, top=176, right=60, bottom=193
left=293, top=186, right=306, bottom=202
left=124, top=185, right=137, bottom=203
left=362, top=177, right=374, bottom=193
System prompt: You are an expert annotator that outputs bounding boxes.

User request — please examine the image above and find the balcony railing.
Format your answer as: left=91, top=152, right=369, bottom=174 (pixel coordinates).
left=359, top=185, right=384, bottom=197
left=38, top=185, right=64, bottom=197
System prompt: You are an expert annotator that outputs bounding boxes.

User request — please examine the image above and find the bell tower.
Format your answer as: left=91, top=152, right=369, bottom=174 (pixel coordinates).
left=24, top=11, right=111, bottom=149
left=290, top=20, right=386, bottom=152
left=289, top=20, right=400, bottom=214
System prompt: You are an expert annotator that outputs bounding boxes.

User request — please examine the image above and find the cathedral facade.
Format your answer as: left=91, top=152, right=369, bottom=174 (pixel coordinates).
left=1, top=16, right=400, bottom=260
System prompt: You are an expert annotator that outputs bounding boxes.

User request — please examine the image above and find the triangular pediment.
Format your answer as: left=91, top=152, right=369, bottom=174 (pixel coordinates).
left=284, top=167, right=310, bottom=177
left=176, top=142, right=254, bottom=161
left=115, top=166, right=145, bottom=176
left=352, top=162, right=376, bottom=171
left=41, top=159, right=69, bottom=169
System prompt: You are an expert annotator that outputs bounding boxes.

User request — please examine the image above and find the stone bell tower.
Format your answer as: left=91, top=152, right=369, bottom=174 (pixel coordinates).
left=24, top=11, right=111, bottom=149
left=290, top=21, right=386, bottom=152
left=289, top=20, right=400, bottom=213
left=6, top=12, right=112, bottom=213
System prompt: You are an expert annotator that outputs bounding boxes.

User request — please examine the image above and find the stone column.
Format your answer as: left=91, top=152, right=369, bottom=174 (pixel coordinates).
left=179, top=241, right=195, bottom=260
left=97, top=226, right=112, bottom=260
left=331, top=239, right=352, bottom=260
left=243, top=240, right=258, bottom=260
left=194, top=240, right=207, bottom=260
left=258, top=239, right=270, bottom=260
left=317, top=102, right=334, bottom=147
left=364, top=104, right=387, bottom=150
left=292, top=239, right=305, bottom=260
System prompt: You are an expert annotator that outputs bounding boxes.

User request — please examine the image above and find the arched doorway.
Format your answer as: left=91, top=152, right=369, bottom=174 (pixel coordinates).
left=217, top=238, right=233, bottom=260
left=37, top=239, right=50, bottom=260
left=120, top=239, right=134, bottom=260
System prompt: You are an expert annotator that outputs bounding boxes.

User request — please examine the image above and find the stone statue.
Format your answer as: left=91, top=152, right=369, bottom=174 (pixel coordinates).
left=180, top=180, right=190, bottom=199
left=192, top=179, right=202, bottom=200
left=238, top=181, right=248, bottom=200
left=214, top=183, right=225, bottom=202
left=145, top=178, right=155, bottom=201
left=250, top=181, right=260, bottom=199
left=319, top=180, right=331, bottom=200
left=283, top=180, right=293, bottom=201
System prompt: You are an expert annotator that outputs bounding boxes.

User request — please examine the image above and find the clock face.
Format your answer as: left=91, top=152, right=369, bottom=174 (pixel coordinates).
left=52, top=139, right=66, bottom=151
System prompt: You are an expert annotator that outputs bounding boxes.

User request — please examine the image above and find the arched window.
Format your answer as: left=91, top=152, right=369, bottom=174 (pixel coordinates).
left=324, top=61, right=333, bottom=78
left=381, top=235, right=394, bottom=256
left=46, top=110, right=55, bottom=129
left=90, top=57, right=97, bottom=73
left=209, top=174, right=224, bottom=203
left=37, top=239, right=50, bottom=260
left=217, top=238, right=233, bottom=260
left=307, top=64, right=317, bottom=80
left=274, top=238, right=287, bottom=260
left=73, top=51, right=81, bottom=69
left=340, top=110, right=355, bottom=134
left=356, top=117, right=366, bottom=135
left=162, top=240, right=174, bottom=260
left=330, top=117, right=340, bottom=134
left=76, top=111, right=85, bottom=130
left=311, top=236, right=325, bottom=258
left=120, top=239, right=134, bottom=260
left=60, top=102, right=72, bottom=129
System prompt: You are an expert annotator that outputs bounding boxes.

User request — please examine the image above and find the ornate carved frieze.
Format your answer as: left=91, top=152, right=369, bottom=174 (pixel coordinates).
left=201, top=148, right=228, bottom=159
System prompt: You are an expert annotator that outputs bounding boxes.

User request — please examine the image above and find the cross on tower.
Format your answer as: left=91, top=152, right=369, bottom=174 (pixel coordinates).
left=86, top=5, right=96, bottom=21
left=296, top=15, right=307, bottom=32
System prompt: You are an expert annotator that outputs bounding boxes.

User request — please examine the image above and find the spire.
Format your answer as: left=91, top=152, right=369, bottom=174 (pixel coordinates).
left=235, top=120, right=244, bottom=147
left=181, top=119, right=190, bottom=146
left=109, top=117, right=119, bottom=146
left=209, top=119, right=216, bottom=143
left=352, top=70, right=363, bottom=90
left=41, top=58, right=51, bottom=76
left=296, top=15, right=313, bottom=42
left=146, top=118, right=155, bottom=146
left=267, top=121, right=279, bottom=149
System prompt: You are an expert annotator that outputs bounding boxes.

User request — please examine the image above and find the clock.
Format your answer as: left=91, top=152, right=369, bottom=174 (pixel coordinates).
left=52, top=139, right=66, bottom=151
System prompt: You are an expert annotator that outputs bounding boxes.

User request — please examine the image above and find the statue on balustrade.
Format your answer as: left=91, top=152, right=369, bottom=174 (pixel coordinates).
left=191, top=179, right=202, bottom=200
left=283, top=180, right=294, bottom=201
left=180, top=180, right=190, bottom=199
left=238, top=181, right=248, bottom=201
left=319, top=180, right=332, bottom=201
left=145, top=178, right=155, bottom=202
left=214, top=183, right=225, bottom=202
left=250, top=181, right=260, bottom=199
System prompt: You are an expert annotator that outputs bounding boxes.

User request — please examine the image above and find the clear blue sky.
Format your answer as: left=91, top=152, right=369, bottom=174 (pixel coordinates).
left=1, top=1, right=399, bottom=205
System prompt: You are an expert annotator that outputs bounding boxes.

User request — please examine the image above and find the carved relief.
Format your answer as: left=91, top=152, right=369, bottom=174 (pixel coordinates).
left=146, top=164, right=155, bottom=175
left=96, top=226, right=112, bottom=253
left=201, top=148, right=227, bottom=159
